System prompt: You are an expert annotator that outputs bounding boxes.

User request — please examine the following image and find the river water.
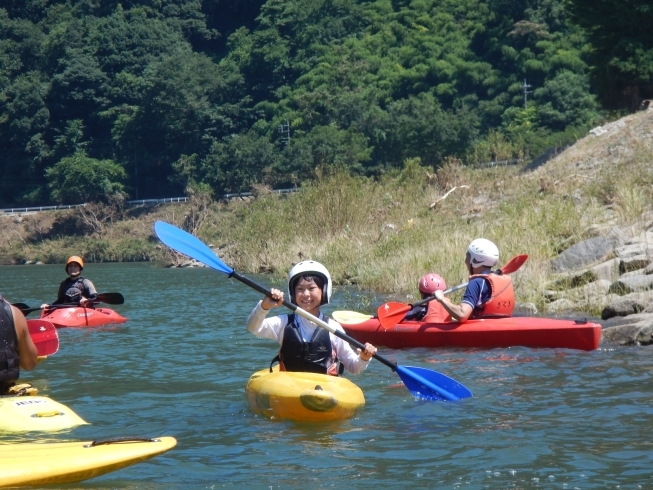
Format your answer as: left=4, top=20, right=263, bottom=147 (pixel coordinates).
left=1, top=263, right=652, bottom=489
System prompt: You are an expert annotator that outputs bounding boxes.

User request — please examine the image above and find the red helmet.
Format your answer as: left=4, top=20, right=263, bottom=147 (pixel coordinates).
left=418, top=273, right=446, bottom=294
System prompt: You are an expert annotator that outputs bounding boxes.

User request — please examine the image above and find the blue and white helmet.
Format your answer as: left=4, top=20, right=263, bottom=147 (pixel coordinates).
left=287, top=260, right=333, bottom=305
left=467, top=238, right=499, bottom=267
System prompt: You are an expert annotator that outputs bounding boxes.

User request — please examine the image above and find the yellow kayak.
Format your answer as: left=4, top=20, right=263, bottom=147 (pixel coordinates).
left=0, top=436, right=177, bottom=487
left=0, top=395, right=87, bottom=432
left=245, top=367, right=365, bottom=422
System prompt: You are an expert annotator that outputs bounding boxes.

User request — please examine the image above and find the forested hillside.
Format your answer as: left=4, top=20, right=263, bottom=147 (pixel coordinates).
left=1, top=0, right=651, bottom=206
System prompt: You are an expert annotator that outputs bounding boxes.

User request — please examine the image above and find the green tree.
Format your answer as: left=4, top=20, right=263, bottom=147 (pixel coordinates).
left=535, top=69, right=599, bottom=130
left=113, top=51, right=248, bottom=197
left=565, top=0, right=653, bottom=109
left=277, top=124, right=372, bottom=183
left=46, top=151, right=127, bottom=204
left=381, top=93, right=479, bottom=167
left=201, top=131, right=280, bottom=194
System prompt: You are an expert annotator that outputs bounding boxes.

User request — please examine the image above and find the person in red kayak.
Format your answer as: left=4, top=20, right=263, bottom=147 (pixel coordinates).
left=42, top=256, right=98, bottom=309
left=246, top=260, right=377, bottom=375
left=433, top=238, right=514, bottom=323
left=403, top=273, right=451, bottom=322
left=0, top=294, right=38, bottom=394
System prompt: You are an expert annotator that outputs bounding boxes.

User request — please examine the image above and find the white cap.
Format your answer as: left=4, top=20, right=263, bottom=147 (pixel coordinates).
left=287, top=260, right=333, bottom=305
left=467, top=238, right=499, bottom=267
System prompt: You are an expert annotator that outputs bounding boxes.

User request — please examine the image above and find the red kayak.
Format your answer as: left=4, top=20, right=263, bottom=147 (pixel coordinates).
left=332, top=311, right=601, bottom=351
left=40, top=306, right=127, bottom=328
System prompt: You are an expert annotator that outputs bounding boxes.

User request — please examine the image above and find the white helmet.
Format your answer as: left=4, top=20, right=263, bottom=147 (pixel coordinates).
left=467, top=238, right=499, bottom=268
left=287, top=260, right=333, bottom=305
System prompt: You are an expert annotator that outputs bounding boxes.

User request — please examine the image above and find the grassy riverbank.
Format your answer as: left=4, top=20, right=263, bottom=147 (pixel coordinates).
left=2, top=111, right=652, bottom=315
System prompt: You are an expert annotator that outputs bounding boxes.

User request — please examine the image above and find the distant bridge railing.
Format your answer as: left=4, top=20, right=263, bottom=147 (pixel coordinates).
left=0, top=188, right=299, bottom=215
left=474, top=158, right=522, bottom=168
left=125, top=197, right=188, bottom=206
left=0, top=203, right=85, bottom=214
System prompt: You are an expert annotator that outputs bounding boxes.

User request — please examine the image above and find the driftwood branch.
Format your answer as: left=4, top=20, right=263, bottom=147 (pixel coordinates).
left=429, top=185, right=470, bottom=209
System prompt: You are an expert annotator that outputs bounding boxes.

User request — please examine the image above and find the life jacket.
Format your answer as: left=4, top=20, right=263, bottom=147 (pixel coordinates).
left=0, top=296, right=20, bottom=392
left=58, top=276, right=92, bottom=304
left=271, top=314, right=342, bottom=376
left=423, top=300, right=452, bottom=323
left=469, top=273, right=514, bottom=318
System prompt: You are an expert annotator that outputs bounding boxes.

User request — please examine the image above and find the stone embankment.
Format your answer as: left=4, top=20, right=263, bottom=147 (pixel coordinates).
left=543, top=216, right=653, bottom=345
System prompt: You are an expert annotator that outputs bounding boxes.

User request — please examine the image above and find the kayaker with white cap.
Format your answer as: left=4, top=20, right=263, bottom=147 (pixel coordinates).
left=246, top=260, right=377, bottom=375
left=433, top=238, right=515, bottom=322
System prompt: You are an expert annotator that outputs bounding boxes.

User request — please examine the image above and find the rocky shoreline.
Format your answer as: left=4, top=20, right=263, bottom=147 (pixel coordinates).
left=542, top=214, right=653, bottom=346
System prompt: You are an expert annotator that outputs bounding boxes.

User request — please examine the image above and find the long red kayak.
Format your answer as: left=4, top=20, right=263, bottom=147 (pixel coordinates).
left=40, top=306, right=127, bottom=328
left=332, top=311, right=601, bottom=351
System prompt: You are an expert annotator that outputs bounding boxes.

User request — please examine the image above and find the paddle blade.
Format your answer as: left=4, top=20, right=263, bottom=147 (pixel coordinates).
left=377, top=302, right=411, bottom=329
left=27, top=320, right=59, bottom=356
left=96, top=292, right=124, bottom=305
left=500, top=254, right=528, bottom=275
left=154, top=221, right=233, bottom=274
left=332, top=310, right=374, bottom=325
left=396, top=365, right=472, bottom=401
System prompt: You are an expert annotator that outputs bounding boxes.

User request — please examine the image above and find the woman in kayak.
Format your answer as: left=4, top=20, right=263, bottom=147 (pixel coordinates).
left=404, top=273, right=451, bottom=322
left=433, top=238, right=514, bottom=322
left=247, top=260, right=377, bottom=375
left=0, top=294, right=38, bottom=394
left=42, top=256, right=98, bottom=308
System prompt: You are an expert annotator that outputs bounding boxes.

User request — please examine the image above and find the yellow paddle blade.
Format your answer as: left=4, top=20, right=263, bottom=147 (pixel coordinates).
left=331, top=310, right=373, bottom=325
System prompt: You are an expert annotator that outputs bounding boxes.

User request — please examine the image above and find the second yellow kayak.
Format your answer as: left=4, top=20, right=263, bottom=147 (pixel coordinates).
left=0, top=394, right=87, bottom=432
left=245, top=367, right=365, bottom=422
left=0, top=436, right=177, bottom=487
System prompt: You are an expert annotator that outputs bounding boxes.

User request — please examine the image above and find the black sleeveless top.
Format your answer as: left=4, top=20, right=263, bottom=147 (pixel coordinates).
left=0, top=295, right=20, bottom=391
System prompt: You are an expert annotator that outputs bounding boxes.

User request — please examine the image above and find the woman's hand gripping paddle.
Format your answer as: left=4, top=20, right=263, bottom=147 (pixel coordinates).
left=27, top=320, right=59, bottom=356
left=154, top=221, right=472, bottom=402
left=377, top=254, right=528, bottom=329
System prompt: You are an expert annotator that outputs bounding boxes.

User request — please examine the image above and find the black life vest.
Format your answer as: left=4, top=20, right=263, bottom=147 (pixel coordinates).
left=0, top=295, right=20, bottom=391
left=271, top=314, right=342, bottom=376
left=57, top=276, right=92, bottom=304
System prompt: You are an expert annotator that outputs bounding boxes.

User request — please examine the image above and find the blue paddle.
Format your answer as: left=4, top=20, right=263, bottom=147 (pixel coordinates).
left=154, top=221, right=472, bottom=401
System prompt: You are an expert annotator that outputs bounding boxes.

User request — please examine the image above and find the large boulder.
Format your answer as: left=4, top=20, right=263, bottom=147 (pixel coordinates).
left=601, top=314, right=653, bottom=345
left=619, top=256, right=651, bottom=274
left=608, top=275, right=653, bottom=295
left=544, top=298, right=577, bottom=314
left=591, top=258, right=620, bottom=282
left=614, top=242, right=652, bottom=260
left=551, top=234, right=623, bottom=272
left=601, top=291, right=653, bottom=319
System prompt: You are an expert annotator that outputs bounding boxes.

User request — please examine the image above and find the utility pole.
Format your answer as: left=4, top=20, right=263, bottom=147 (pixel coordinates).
left=523, top=79, right=532, bottom=109
left=278, top=120, right=290, bottom=147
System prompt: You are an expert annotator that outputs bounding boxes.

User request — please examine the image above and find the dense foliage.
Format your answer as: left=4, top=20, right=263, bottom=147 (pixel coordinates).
left=0, top=0, right=647, bottom=206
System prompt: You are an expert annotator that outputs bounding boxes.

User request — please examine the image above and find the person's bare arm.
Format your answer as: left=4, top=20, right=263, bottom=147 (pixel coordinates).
left=434, top=291, right=473, bottom=322
left=11, top=305, right=38, bottom=370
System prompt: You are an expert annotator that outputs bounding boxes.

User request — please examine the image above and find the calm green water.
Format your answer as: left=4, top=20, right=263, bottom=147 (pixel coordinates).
left=1, top=263, right=652, bottom=489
